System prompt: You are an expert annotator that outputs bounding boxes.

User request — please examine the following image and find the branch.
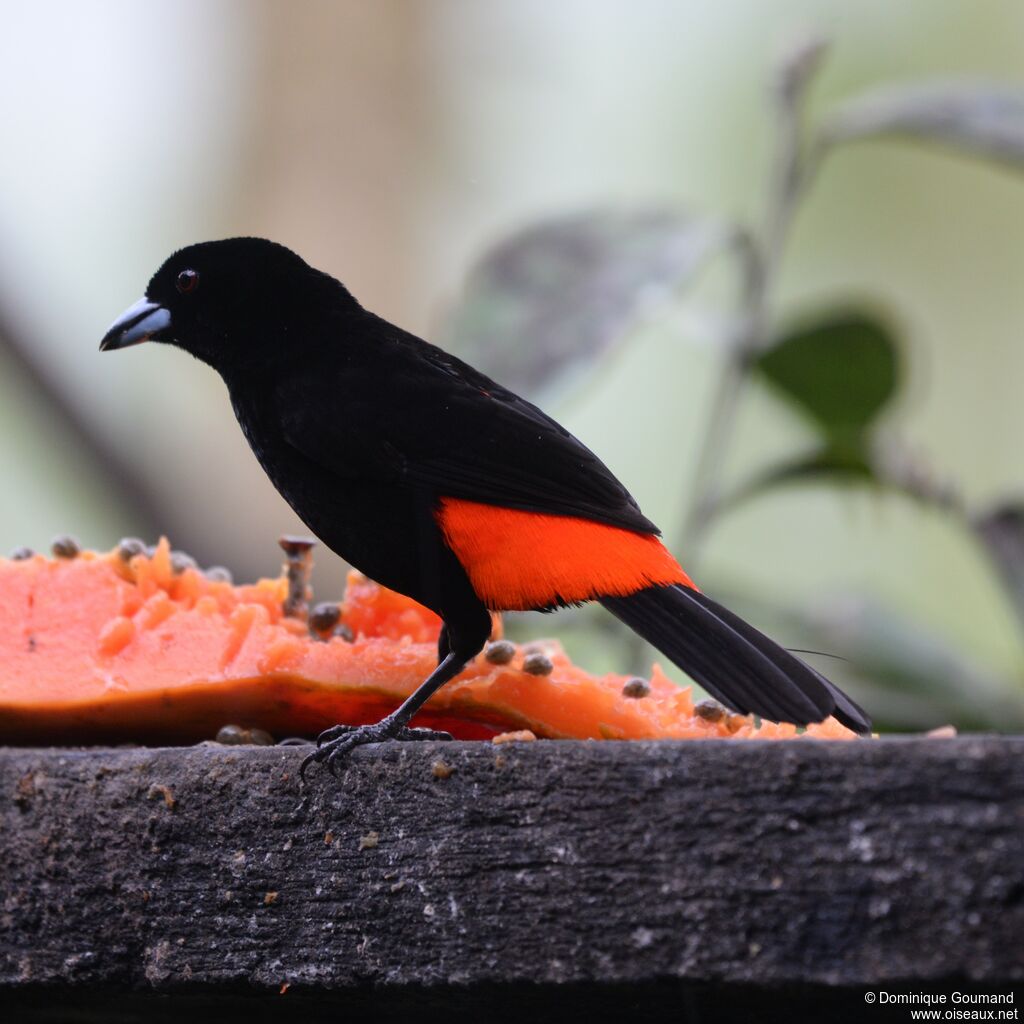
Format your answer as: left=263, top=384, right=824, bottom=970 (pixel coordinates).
left=0, top=292, right=164, bottom=544
left=678, top=34, right=830, bottom=563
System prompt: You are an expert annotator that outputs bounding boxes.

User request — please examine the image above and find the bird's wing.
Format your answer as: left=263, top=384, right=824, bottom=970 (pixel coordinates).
left=274, top=316, right=658, bottom=535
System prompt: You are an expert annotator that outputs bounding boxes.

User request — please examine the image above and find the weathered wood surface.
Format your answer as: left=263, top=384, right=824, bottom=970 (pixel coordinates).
left=1, top=737, right=1022, bottom=1022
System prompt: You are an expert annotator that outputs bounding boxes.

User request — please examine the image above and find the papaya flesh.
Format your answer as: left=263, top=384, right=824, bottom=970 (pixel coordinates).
left=0, top=539, right=860, bottom=745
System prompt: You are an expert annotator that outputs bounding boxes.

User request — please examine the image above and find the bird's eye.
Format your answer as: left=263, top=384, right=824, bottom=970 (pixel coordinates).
left=176, top=269, right=199, bottom=294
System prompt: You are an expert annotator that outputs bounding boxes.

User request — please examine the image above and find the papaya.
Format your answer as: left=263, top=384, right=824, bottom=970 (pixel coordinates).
left=0, top=539, right=860, bottom=745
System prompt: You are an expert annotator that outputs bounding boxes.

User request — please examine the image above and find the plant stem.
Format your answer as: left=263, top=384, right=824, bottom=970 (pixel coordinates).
left=677, top=37, right=827, bottom=567
left=0, top=297, right=165, bottom=544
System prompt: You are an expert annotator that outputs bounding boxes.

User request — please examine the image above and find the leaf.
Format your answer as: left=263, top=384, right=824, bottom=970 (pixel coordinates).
left=715, top=437, right=966, bottom=523
left=973, top=502, right=1024, bottom=634
left=444, top=208, right=736, bottom=396
left=722, top=590, right=1024, bottom=733
left=773, top=595, right=1024, bottom=732
left=717, top=440, right=878, bottom=515
left=821, top=80, right=1024, bottom=171
left=754, top=310, right=900, bottom=438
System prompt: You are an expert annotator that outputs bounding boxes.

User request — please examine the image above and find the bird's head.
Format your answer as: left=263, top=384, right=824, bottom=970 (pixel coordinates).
left=99, top=237, right=357, bottom=374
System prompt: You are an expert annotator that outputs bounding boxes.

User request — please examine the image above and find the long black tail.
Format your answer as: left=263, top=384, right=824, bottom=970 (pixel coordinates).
left=600, top=584, right=871, bottom=734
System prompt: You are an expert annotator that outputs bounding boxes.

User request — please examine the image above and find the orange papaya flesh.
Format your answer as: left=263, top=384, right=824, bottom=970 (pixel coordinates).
left=0, top=540, right=860, bottom=745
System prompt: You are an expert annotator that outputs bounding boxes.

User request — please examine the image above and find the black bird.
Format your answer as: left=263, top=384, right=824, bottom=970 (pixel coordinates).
left=100, top=237, right=870, bottom=774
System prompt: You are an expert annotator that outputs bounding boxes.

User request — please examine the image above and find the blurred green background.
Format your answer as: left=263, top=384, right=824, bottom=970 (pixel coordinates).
left=2, top=0, right=1023, bottom=731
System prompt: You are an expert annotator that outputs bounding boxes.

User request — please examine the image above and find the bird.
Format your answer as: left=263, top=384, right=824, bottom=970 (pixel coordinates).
left=99, top=237, right=870, bottom=774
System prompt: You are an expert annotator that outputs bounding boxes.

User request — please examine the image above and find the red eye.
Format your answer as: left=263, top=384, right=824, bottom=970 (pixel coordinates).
left=176, top=269, right=199, bottom=294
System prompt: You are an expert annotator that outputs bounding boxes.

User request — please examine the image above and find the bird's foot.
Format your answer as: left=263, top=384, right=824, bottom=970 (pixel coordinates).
left=299, top=720, right=453, bottom=780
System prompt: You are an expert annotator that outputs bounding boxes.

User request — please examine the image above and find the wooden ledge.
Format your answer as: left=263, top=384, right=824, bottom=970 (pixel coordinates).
left=1, top=737, right=1021, bottom=1021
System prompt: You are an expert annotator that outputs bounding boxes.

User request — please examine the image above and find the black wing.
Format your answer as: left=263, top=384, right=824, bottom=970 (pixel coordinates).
left=274, top=311, right=658, bottom=534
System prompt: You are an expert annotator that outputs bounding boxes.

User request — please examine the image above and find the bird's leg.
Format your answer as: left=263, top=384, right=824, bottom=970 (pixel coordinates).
left=300, top=649, right=469, bottom=780
left=437, top=623, right=452, bottom=664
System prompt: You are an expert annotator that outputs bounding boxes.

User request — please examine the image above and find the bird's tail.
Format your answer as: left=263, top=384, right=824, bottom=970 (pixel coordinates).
left=600, top=584, right=871, bottom=734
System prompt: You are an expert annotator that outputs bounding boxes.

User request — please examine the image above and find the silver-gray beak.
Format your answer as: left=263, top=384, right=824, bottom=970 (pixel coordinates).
left=99, top=298, right=172, bottom=351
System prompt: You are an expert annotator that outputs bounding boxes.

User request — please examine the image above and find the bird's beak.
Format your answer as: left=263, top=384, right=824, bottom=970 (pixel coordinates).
left=99, top=298, right=172, bottom=351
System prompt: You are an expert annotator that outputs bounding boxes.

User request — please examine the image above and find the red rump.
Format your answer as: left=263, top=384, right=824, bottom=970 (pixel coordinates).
left=436, top=497, right=694, bottom=611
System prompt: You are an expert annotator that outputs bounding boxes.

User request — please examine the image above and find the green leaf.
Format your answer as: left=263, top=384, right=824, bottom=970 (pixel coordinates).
left=821, top=80, right=1024, bottom=172
left=718, top=440, right=878, bottom=515
left=756, top=594, right=1024, bottom=733
left=444, top=208, right=736, bottom=397
left=755, top=310, right=900, bottom=438
left=973, top=502, right=1024, bottom=636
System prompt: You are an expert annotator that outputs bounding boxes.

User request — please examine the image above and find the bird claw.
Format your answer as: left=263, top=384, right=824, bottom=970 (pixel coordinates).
left=300, top=721, right=453, bottom=781
left=394, top=726, right=455, bottom=742
left=315, top=723, right=353, bottom=747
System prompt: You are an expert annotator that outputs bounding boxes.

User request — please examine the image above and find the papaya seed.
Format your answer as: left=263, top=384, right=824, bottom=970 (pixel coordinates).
left=694, top=699, right=728, bottom=723
left=522, top=651, right=554, bottom=676
left=309, top=602, right=341, bottom=635
left=278, top=535, right=316, bottom=558
left=117, top=537, right=146, bottom=562
left=217, top=723, right=275, bottom=746
left=622, top=677, right=651, bottom=699
left=484, top=640, right=516, bottom=665
left=216, top=724, right=246, bottom=745
left=51, top=535, right=80, bottom=559
left=171, top=551, right=198, bottom=574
